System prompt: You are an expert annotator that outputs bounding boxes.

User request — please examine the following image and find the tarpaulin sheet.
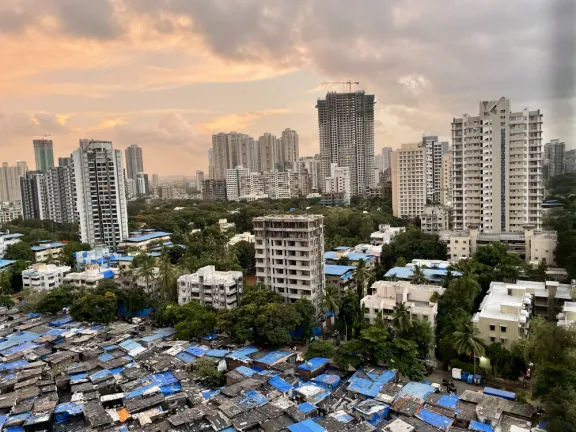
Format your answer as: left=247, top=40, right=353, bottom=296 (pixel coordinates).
left=90, top=369, right=112, bottom=382
left=98, top=353, right=114, bottom=361
left=483, top=387, right=515, bottom=401
left=109, top=367, right=124, bottom=375
left=139, top=327, right=175, bottom=342
left=125, top=383, right=160, bottom=399
left=416, top=409, right=452, bottom=430
left=49, top=316, right=73, bottom=327
left=160, top=383, right=181, bottom=396
left=54, top=402, right=84, bottom=423
left=347, top=369, right=396, bottom=398
left=69, top=373, right=88, bottom=384
left=117, top=408, right=130, bottom=422
left=269, top=376, right=293, bottom=393
left=399, top=382, right=436, bottom=400
left=257, top=351, right=292, bottom=365
left=206, top=349, right=230, bottom=358
left=237, top=389, right=268, bottom=410
left=298, top=402, right=316, bottom=413
left=5, top=426, right=25, bottom=432
left=186, top=344, right=209, bottom=357
left=298, top=357, right=329, bottom=371
left=201, top=389, right=220, bottom=400
left=235, top=366, right=257, bottom=377
left=0, top=342, right=40, bottom=357
left=0, top=360, right=28, bottom=372
left=438, top=394, right=459, bottom=409
left=176, top=351, right=196, bottom=364
left=226, top=346, right=259, bottom=361
left=0, top=332, right=38, bottom=351
left=288, top=419, right=326, bottom=432
left=312, top=374, right=341, bottom=390
left=4, top=412, right=30, bottom=427
left=148, top=371, right=178, bottom=387
left=469, top=421, right=494, bottom=432
left=330, top=411, right=353, bottom=423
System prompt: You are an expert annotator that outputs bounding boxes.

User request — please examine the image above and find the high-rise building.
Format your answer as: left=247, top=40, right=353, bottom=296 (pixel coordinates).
left=451, top=98, right=543, bottom=232
left=136, top=172, right=149, bottom=197
left=124, top=144, right=144, bottom=180
left=73, top=140, right=129, bottom=248
left=207, top=148, right=215, bottom=180
left=0, top=161, right=28, bottom=202
left=565, top=149, right=576, bottom=174
left=317, top=91, right=375, bottom=196
left=225, top=166, right=250, bottom=201
left=263, top=171, right=300, bottom=199
left=195, top=170, right=204, bottom=192
left=239, top=172, right=266, bottom=199
left=0, top=201, right=21, bottom=224
left=33, top=139, right=55, bottom=172
left=440, top=153, right=453, bottom=207
left=151, top=174, right=159, bottom=189
left=254, top=214, right=325, bottom=309
left=259, top=133, right=279, bottom=172
left=201, top=179, right=227, bottom=201
left=20, top=171, right=48, bottom=220
left=382, top=147, right=393, bottom=170
left=422, top=136, right=449, bottom=203
left=324, top=163, right=351, bottom=204
left=392, top=143, right=427, bottom=219
left=299, top=156, right=322, bottom=192
left=212, top=133, right=230, bottom=180
left=544, top=139, right=565, bottom=180
left=178, top=266, right=243, bottom=309
left=280, top=129, right=299, bottom=172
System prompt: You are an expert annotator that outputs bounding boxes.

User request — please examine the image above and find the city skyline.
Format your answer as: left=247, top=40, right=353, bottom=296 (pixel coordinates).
left=0, top=1, right=573, bottom=176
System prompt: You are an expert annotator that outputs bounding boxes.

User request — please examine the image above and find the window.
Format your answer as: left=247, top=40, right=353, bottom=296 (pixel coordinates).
left=500, top=326, right=507, bottom=333
left=489, top=325, right=496, bottom=331
left=490, top=337, right=496, bottom=343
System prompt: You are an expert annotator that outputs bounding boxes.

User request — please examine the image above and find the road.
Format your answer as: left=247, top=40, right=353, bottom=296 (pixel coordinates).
left=425, top=369, right=482, bottom=394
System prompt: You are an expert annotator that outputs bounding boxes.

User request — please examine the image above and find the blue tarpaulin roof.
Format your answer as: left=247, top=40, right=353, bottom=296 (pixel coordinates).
left=4, top=412, right=31, bottom=427
left=298, top=402, right=316, bottom=413
left=206, top=349, right=230, bottom=358
left=257, top=351, right=293, bottom=365
left=69, top=373, right=88, bottom=384
left=226, top=346, right=259, bottom=361
left=324, top=265, right=356, bottom=277
left=237, top=389, right=268, bottom=410
left=437, top=394, right=459, bottom=409
left=186, top=344, right=209, bottom=356
left=470, top=421, right=494, bottom=432
left=483, top=387, right=515, bottom=401
left=119, top=339, right=145, bottom=353
left=288, top=419, right=326, bottom=432
left=0, top=360, right=29, bottom=372
left=201, top=389, right=221, bottom=400
left=298, top=357, right=329, bottom=371
left=0, top=342, right=40, bottom=357
left=312, top=374, right=341, bottom=390
left=176, top=351, right=196, bottom=364
left=54, top=402, right=84, bottom=423
left=123, top=232, right=171, bottom=242
left=399, top=382, right=436, bottom=400
left=384, top=267, right=461, bottom=281
left=269, top=375, right=293, bottom=393
left=331, top=412, right=353, bottom=423
left=0, top=332, right=39, bottom=351
left=347, top=369, right=396, bottom=398
left=0, top=260, right=16, bottom=269
left=235, top=366, right=257, bottom=377
left=98, top=353, right=114, bottom=361
left=139, top=327, right=175, bottom=343
left=416, top=409, right=452, bottom=430
left=89, top=369, right=112, bottom=382
left=100, top=270, right=115, bottom=279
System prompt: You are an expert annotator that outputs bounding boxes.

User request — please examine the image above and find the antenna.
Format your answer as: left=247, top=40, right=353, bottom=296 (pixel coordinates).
left=321, top=80, right=360, bottom=92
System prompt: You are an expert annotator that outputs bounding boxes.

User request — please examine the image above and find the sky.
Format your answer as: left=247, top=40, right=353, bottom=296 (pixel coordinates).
left=0, top=0, right=575, bottom=176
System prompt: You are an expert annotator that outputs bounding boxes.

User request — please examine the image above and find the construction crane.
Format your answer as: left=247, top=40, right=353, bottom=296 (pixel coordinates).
left=321, top=80, right=360, bottom=92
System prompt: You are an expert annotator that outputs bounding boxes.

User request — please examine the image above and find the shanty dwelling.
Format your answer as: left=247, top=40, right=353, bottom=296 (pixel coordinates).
left=353, top=399, right=390, bottom=426
left=458, top=390, right=535, bottom=429
left=224, top=346, right=260, bottom=370
left=296, top=357, right=330, bottom=381
left=252, top=350, right=297, bottom=371
left=346, top=368, right=398, bottom=401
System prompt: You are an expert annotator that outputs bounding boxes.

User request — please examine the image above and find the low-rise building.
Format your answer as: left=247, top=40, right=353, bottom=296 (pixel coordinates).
left=218, top=219, right=236, bottom=232
left=324, top=250, right=376, bottom=269
left=362, top=281, right=444, bottom=327
left=0, top=201, right=22, bottom=224
left=324, top=265, right=356, bottom=295
left=440, top=225, right=557, bottom=264
left=117, top=231, right=172, bottom=252
left=22, top=263, right=71, bottom=291
left=228, top=232, right=255, bottom=247
left=31, top=241, right=66, bottom=263
left=370, top=225, right=405, bottom=246
left=558, top=302, right=576, bottom=328
left=177, top=265, right=243, bottom=309
left=384, top=266, right=460, bottom=285
left=0, top=232, right=23, bottom=258
left=63, top=264, right=118, bottom=288
left=421, top=204, right=450, bottom=234
left=117, top=267, right=159, bottom=295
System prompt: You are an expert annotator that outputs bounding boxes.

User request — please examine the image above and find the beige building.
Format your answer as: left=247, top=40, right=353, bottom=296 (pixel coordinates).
left=440, top=225, right=557, bottom=265
left=362, top=280, right=444, bottom=327
left=421, top=204, right=450, bottom=234
left=557, top=302, right=576, bottom=328
left=392, top=143, right=427, bottom=218
left=440, top=153, right=452, bottom=207
left=177, top=265, right=243, bottom=310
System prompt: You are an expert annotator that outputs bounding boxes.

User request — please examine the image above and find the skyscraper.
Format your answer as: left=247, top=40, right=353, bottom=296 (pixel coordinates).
left=73, top=140, right=129, bottom=248
left=392, top=143, right=427, bottom=219
left=544, top=139, right=565, bottom=180
left=317, top=91, right=375, bottom=196
left=20, top=172, right=48, bottom=220
left=225, top=166, right=250, bottom=201
left=0, top=161, right=28, bottom=202
left=124, top=144, right=144, bottom=180
left=382, top=147, right=393, bottom=170
left=151, top=174, right=159, bottom=189
left=136, top=172, right=149, bottom=197
left=422, top=136, right=449, bottom=203
left=33, top=139, right=55, bottom=172
left=195, top=170, right=204, bottom=192
left=451, top=98, right=543, bottom=232
left=280, top=129, right=299, bottom=171
left=258, top=133, right=279, bottom=172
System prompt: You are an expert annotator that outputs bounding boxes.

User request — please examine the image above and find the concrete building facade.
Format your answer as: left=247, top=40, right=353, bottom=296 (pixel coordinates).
left=22, top=263, right=71, bottom=291
left=324, top=163, right=351, bottom=204
left=201, top=179, right=227, bottom=201
left=254, top=215, right=325, bottom=309
left=280, top=129, right=299, bottom=172
left=33, top=139, right=55, bottom=172
left=544, top=139, right=565, bottom=180
left=226, top=166, right=250, bottom=201
left=440, top=153, right=453, bottom=207
left=125, top=144, right=144, bottom=180
left=0, top=161, right=28, bottom=202
left=391, top=143, right=427, bottom=219
left=177, top=265, right=243, bottom=310
left=421, top=204, right=450, bottom=234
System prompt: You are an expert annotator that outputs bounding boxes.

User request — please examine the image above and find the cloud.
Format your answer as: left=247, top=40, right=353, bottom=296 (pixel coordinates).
left=197, top=109, right=290, bottom=133
left=0, top=109, right=72, bottom=137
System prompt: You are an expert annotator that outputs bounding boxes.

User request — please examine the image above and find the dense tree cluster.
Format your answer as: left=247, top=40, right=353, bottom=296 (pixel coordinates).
left=0, top=220, right=81, bottom=243
left=380, top=229, right=448, bottom=271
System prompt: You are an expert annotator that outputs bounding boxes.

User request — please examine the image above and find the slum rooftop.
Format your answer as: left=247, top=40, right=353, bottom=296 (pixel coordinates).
left=0, top=307, right=537, bottom=431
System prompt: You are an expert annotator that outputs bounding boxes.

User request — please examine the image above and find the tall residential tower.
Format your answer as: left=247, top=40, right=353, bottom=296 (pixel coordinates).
left=125, top=144, right=144, bottom=180
left=33, top=139, right=55, bottom=172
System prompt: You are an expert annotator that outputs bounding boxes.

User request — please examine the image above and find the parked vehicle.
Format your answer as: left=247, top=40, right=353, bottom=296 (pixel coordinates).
left=442, top=379, right=457, bottom=393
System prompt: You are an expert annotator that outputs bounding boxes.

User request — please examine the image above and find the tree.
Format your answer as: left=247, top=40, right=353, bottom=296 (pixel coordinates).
left=526, top=260, right=548, bottom=282
left=295, top=298, right=316, bottom=340
left=441, top=270, right=455, bottom=288
left=4, top=242, right=34, bottom=261
left=336, top=291, right=364, bottom=340
left=394, top=257, right=407, bottom=267
left=61, top=242, right=91, bottom=266
left=486, top=342, right=526, bottom=380
left=380, top=229, right=447, bottom=270
left=254, top=303, right=301, bottom=347
left=355, top=259, right=368, bottom=299
left=401, top=317, right=433, bottom=358
left=70, top=291, right=119, bottom=324
left=157, top=252, right=178, bottom=301
left=36, top=284, right=77, bottom=314
left=194, top=357, right=225, bottom=387
left=392, top=302, right=412, bottom=333
left=321, top=285, right=341, bottom=316
left=335, top=338, right=367, bottom=370
left=134, top=255, right=156, bottom=297
left=452, top=321, right=485, bottom=372
left=7, top=260, right=30, bottom=292
left=305, top=340, right=335, bottom=360
left=0, top=295, right=14, bottom=308
left=410, top=265, right=427, bottom=285
left=232, top=241, right=255, bottom=272
left=389, top=338, right=426, bottom=381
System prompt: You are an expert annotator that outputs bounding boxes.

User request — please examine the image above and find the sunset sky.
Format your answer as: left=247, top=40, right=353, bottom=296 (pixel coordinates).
left=1, top=0, right=574, bottom=176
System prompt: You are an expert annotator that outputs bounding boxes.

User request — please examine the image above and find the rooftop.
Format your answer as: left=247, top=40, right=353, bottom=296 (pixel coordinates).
left=324, top=265, right=356, bottom=278
left=122, top=231, right=172, bottom=243
left=384, top=266, right=461, bottom=282
left=31, top=242, right=66, bottom=252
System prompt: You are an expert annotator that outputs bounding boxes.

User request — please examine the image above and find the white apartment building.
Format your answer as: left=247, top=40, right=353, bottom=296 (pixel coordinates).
left=440, top=153, right=452, bottom=207
left=0, top=161, right=28, bottom=202
left=195, top=170, right=204, bottom=192
left=451, top=98, right=544, bottom=232
left=362, top=280, right=445, bottom=327
left=280, top=129, right=299, bottom=172
left=421, top=204, right=450, bottom=234
left=440, top=225, right=557, bottom=264
left=228, top=232, right=255, bottom=247
left=263, top=171, right=300, bottom=199
left=239, top=172, right=266, bottom=198
left=317, top=91, right=375, bottom=196
left=225, top=166, right=250, bottom=201
left=45, top=158, right=78, bottom=225
left=177, top=265, right=243, bottom=309
left=64, top=264, right=118, bottom=288
left=423, top=136, right=449, bottom=203
left=0, top=232, right=23, bottom=258
left=369, top=224, right=406, bottom=246
left=32, top=242, right=66, bottom=263
left=72, top=140, right=129, bottom=249
left=254, top=215, right=325, bottom=309
left=391, top=143, right=427, bottom=218
left=324, top=163, right=351, bottom=204
left=0, top=202, right=21, bottom=224
left=299, top=156, right=322, bottom=192
left=557, top=302, right=576, bottom=328
left=22, top=263, right=71, bottom=291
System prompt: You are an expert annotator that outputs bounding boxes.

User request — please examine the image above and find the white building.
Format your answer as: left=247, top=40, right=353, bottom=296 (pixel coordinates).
left=226, top=166, right=250, bottom=201
left=362, top=280, right=444, bottom=327
left=218, top=219, right=235, bottom=232
left=228, top=232, right=255, bottom=247
left=324, top=163, right=351, bottom=204
left=544, top=139, right=565, bottom=180
left=21, top=263, right=71, bottom=291
left=117, top=231, right=171, bottom=252
left=423, top=136, right=449, bottom=203
left=0, top=232, right=23, bottom=258
left=391, top=142, right=427, bottom=219
left=239, top=172, right=266, bottom=199
left=299, top=156, right=322, bottom=192
left=421, top=204, right=450, bottom=234
left=177, top=265, right=243, bottom=310
left=0, top=161, right=28, bottom=202
left=254, top=215, right=325, bottom=309
left=0, top=201, right=22, bottom=224
left=195, top=170, right=204, bottom=192
left=63, top=264, right=118, bottom=288
left=451, top=98, right=544, bottom=232
left=440, top=153, right=452, bottom=207
left=317, top=91, right=375, bottom=196
left=263, top=171, right=299, bottom=199
left=557, top=302, right=576, bottom=328
left=369, top=224, right=406, bottom=246
left=31, top=242, right=66, bottom=263
left=280, top=129, right=299, bottom=172
left=72, top=140, right=129, bottom=249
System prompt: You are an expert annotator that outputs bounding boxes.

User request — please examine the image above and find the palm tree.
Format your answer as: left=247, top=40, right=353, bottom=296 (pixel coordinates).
left=157, top=252, right=178, bottom=301
left=452, top=321, right=485, bottom=373
left=410, top=265, right=427, bottom=285
left=321, top=285, right=341, bottom=317
left=137, top=257, right=156, bottom=297
left=355, top=259, right=368, bottom=299
left=392, top=302, right=412, bottom=333
left=386, top=273, right=398, bottom=282
left=441, top=269, right=455, bottom=288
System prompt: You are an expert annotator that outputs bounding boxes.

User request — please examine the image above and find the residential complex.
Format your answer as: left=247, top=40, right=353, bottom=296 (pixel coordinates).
left=0, top=232, right=23, bottom=258
left=422, top=136, right=449, bottom=203
left=228, top=232, right=255, bottom=247
left=299, top=156, right=322, bottom=192
left=117, top=231, right=172, bottom=253
left=125, top=144, right=144, bottom=180
left=31, top=241, right=65, bottom=263
left=382, top=147, right=393, bottom=171
left=72, top=140, right=129, bottom=249
left=258, top=132, right=279, bottom=173
left=544, top=139, right=565, bottom=180
left=225, top=166, right=250, bottom=201
left=0, top=201, right=21, bottom=224
left=33, top=139, right=55, bottom=172
left=391, top=142, right=427, bottom=218
left=177, top=265, right=243, bottom=309
left=195, top=170, right=204, bottom=192
left=324, top=163, right=351, bottom=204
left=239, top=172, right=267, bottom=200
left=254, top=215, right=325, bottom=309
left=451, top=98, right=544, bottom=232
left=317, top=91, right=375, bottom=196
left=263, top=171, right=300, bottom=200
left=421, top=204, right=450, bottom=234
left=558, top=302, right=576, bottom=328
left=0, top=161, right=28, bottom=202
left=21, top=263, right=71, bottom=291
left=280, top=128, right=299, bottom=172
left=362, top=280, right=444, bottom=328
left=201, top=179, right=227, bottom=201
left=369, top=225, right=406, bottom=246
left=440, top=152, right=452, bottom=207
left=64, top=263, right=118, bottom=288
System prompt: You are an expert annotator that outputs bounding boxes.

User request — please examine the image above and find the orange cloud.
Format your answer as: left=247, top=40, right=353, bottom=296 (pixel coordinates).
left=197, top=109, right=290, bottom=133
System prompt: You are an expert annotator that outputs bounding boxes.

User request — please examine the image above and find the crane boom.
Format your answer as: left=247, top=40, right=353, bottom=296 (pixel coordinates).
left=321, top=80, right=360, bottom=92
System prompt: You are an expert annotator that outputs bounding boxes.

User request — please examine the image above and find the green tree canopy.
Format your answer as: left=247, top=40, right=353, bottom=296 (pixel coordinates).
left=380, top=229, right=447, bottom=270
left=4, top=242, right=34, bottom=261
left=232, top=241, right=256, bottom=272
left=36, top=284, right=77, bottom=314
left=61, top=242, right=91, bottom=266
left=305, top=340, right=335, bottom=360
